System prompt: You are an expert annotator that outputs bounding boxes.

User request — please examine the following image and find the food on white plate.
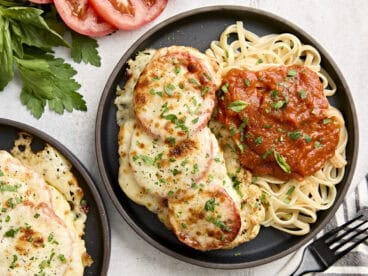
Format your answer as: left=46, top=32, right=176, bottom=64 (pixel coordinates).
left=114, top=21, right=347, bottom=251
left=89, top=0, right=168, bottom=30
left=0, top=133, right=91, bottom=274
left=53, top=0, right=117, bottom=37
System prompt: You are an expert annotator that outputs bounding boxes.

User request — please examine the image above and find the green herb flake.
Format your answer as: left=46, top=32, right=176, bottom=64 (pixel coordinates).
left=5, top=215, right=10, bottom=222
left=192, top=164, right=199, bottom=174
left=164, top=84, right=175, bottom=96
left=298, top=90, right=307, bottom=99
left=270, top=90, right=278, bottom=99
left=9, top=254, right=17, bottom=269
left=286, top=186, right=296, bottom=196
left=271, top=100, right=286, bottom=110
left=228, top=100, right=248, bottom=112
left=256, top=58, right=263, bottom=64
left=0, top=170, right=4, bottom=177
left=323, top=118, right=331, bottom=124
left=165, top=136, right=176, bottom=146
left=244, top=78, right=251, bottom=87
left=206, top=216, right=232, bottom=232
left=204, top=198, right=217, bottom=212
left=287, top=69, right=297, bottom=77
left=189, top=78, right=200, bottom=86
left=174, top=66, right=181, bottom=75
left=314, top=141, right=322, bottom=149
left=254, top=136, right=263, bottom=145
left=58, top=254, right=66, bottom=263
left=262, top=149, right=273, bottom=159
left=191, top=117, right=199, bottom=124
left=273, top=150, right=291, bottom=174
left=288, top=131, right=301, bottom=140
left=34, top=213, right=40, bottom=219
left=303, top=133, right=312, bottom=143
left=167, top=190, right=174, bottom=196
left=200, top=85, right=210, bottom=97
left=181, top=223, right=187, bottom=229
left=221, top=82, right=229, bottom=93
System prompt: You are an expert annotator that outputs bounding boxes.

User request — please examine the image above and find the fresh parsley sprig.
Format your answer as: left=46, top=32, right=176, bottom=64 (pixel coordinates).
left=0, top=2, right=101, bottom=118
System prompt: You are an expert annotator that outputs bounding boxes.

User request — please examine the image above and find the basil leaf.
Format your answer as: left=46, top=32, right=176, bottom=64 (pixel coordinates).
left=273, top=150, right=291, bottom=173
left=228, top=100, right=248, bottom=112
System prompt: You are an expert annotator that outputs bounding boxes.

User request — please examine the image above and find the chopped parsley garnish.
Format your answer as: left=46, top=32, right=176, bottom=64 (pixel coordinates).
left=221, top=82, right=229, bottom=93
left=165, top=136, right=176, bottom=146
left=273, top=150, right=291, bottom=174
left=132, top=153, right=163, bottom=167
left=34, top=213, right=40, bottom=219
left=0, top=183, right=20, bottom=193
left=286, top=186, right=295, bottom=196
left=7, top=198, right=15, bottom=208
left=164, top=84, right=175, bottom=96
left=270, top=90, right=278, bottom=99
left=303, top=133, right=312, bottom=142
left=314, top=141, right=322, bottom=149
left=252, top=176, right=258, bottom=184
left=5, top=215, right=10, bottom=222
left=161, top=113, right=189, bottom=134
left=192, top=164, right=199, bottom=174
left=181, top=223, right=187, bottom=229
left=200, top=85, right=210, bottom=97
left=167, top=190, right=174, bottom=196
left=4, top=228, right=19, bottom=238
left=191, top=117, right=199, bottom=124
left=174, top=66, right=181, bottom=75
left=244, top=78, right=251, bottom=87
left=262, top=149, right=273, bottom=159
left=204, top=198, right=217, bottom=212
left=203, top=72, right=212, bottom=81
left=9, top=255, right=17, bottom=269
left=287, top=69, right=297, bottom=77
left=323, top=118, right=331, bottom=124
left=0, top=170, right=4, bottom=176
left=228, top=100, right=248, bottom=112
left=254, top=136, right=263, bottom=145
left=58, top=254, right=67, bottom=263
left=206, top=216, right=232, bottom=232
left=172, top=168, right=181, bottom=176
left=257, top=58, right=263, bottom=64
left=271, top=100, right=286, bottom=110
left=298, top=90, right=307, bottom=99
left=189, top=78, right=200, bottom=86
left=288, top=131, right=301, bottom=140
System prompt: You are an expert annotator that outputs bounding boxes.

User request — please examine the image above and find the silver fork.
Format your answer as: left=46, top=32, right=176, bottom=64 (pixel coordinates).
left=290, top=207, right=368, bottom=276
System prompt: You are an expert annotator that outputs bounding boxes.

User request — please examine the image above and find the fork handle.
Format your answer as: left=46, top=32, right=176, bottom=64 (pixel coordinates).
left=290, top=247, right=324, bottom=276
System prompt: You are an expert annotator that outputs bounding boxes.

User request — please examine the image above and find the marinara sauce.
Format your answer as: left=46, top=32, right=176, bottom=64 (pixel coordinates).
left=217, top=65, right=340, bottom=180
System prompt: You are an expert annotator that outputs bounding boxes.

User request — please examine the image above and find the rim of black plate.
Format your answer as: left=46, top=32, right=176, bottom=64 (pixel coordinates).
left=95, top=5, right=359, bottom=269
left=0, top=118, right=111, bottom=275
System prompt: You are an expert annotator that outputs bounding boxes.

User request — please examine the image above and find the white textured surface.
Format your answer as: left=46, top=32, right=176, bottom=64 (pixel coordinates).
left=1, top=0, right=367, bottom=275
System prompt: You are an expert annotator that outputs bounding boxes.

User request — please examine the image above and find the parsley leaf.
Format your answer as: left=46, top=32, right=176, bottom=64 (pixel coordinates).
left=16, top=55, right=86, bottom=118
left=0, top=16, right=13, bottom=90
left=273, top=150, right=291, bottom=174
left=228, top=100, right=248, bottom=112
left=71, top=31, right=101, bottom=67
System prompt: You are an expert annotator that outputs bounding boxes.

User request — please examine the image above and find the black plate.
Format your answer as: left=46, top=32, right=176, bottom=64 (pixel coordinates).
left=95, top=6, right=358, bottom=269
left=0, top=118, right=111, bottom=275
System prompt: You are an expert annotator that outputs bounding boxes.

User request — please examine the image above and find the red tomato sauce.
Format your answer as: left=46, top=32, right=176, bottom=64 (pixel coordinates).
left=217, top=65, right=340, bottom=180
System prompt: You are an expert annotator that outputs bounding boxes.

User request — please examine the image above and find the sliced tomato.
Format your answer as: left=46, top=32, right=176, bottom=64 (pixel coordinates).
left=53, top=0, right=117, bottom=37
left=89, top=0, right=168, bottom=30
left=28, top=0, right=53, bottom=4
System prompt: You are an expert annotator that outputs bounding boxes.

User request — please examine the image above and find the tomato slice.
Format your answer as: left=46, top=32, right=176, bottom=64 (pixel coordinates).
left=89, top=0, right=168, bottom=30
left=53, top=0, right=117, bottom=37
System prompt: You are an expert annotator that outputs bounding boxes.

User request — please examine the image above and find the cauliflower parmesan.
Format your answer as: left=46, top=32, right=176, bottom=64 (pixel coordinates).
left=115, top=46, right=265, bottom=251
left=0, top=133, right=91, bottom=275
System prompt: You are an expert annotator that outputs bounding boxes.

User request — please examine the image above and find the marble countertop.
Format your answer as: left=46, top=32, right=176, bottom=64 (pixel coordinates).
left=1, top=0, right=367, bottom=275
